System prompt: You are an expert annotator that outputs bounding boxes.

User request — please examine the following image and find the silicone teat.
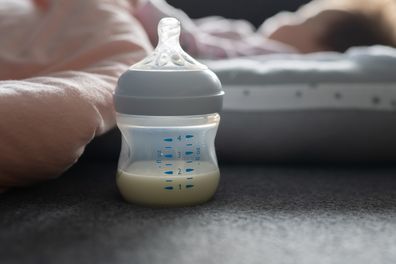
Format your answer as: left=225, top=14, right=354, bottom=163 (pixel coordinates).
left=130, top=17, right=207, bottom=71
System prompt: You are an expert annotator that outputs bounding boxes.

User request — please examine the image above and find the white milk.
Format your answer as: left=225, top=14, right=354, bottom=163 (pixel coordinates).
left=117, top=161, right=220, bottom=206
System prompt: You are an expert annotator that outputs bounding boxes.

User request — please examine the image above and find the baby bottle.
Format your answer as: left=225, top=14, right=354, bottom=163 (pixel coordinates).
left=114, top=17, right=224, bottom=207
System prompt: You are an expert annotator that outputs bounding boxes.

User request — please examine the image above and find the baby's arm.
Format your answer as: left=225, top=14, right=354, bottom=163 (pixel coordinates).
left=0, top=72, right=112, bottom=188
left=0, top=51, right=149, bottom=190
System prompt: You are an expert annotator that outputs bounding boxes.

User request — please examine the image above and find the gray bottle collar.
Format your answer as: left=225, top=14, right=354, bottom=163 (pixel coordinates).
left=114, top=69, right=224, bottom=116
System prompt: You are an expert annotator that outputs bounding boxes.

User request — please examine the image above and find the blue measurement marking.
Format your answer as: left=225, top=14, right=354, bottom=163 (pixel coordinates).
left=186, top=143, right=193, bottom=146
left=164, top=154, right=173, bottom=158
left=164, top=186, right=173, bottom=190
left=186, top=184, right=194, bottom=188
left=165, top=163, right=172, bottom=166
left=164, top=171, right=173, bottom=175
left=165, top=179, right=173, bottom=182
left=185, top=151, right=193, bottom=155
left=186, top=160, right=193, bottom=163
left=187, top=177, right=193, bottom=180
left=164, top=146, right=172, bottom=149
left=186, top=168, right=194, bottom=172
left=164, top=138, right=173, bottom=142
left=186, top=135, right=194, bottom=139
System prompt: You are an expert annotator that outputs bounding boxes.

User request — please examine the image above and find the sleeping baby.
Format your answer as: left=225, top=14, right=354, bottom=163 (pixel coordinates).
left=0, top=0, right=394, bottom=191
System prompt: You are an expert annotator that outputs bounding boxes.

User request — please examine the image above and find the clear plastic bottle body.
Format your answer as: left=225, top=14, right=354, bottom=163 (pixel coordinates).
left=116, top=113, right=220, bottom=206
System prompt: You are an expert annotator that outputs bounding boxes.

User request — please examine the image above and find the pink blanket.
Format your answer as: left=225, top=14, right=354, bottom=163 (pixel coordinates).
left=0, top=0, right=292, bottom=191
left=0, top=0, right=152, bottom=190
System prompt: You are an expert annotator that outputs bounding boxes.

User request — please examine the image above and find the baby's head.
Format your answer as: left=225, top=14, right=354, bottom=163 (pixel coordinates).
left=264, top=0, right=396, bottom=53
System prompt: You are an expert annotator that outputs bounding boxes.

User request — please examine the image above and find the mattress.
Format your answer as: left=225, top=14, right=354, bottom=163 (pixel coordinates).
left=205, top=46, right=396, bottom=162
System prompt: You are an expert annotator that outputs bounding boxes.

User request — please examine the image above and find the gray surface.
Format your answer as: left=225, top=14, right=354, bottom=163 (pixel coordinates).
left=2, top=161, right=396, bottom=264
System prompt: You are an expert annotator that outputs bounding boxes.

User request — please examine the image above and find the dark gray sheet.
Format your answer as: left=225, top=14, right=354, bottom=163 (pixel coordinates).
left=218, top=110, right=396, bottom=162
left=1, top=161, right=396, bottom=264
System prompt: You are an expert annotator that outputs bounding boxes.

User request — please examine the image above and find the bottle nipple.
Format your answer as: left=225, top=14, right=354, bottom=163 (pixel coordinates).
left=130, top=17, right=207, bottom=71
left=157, top=17, right=180, bottom=49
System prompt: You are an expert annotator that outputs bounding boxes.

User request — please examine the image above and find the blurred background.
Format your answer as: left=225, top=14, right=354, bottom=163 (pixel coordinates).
left=167, top=0, right=311, bottom=27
